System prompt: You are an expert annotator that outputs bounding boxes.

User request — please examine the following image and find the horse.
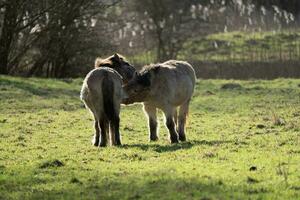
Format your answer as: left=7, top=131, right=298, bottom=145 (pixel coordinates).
left=80, top=54, right=134, bottom=147
left=122, top=60, right=196, bottom=143
left=94, top=53, right=136, bottom=84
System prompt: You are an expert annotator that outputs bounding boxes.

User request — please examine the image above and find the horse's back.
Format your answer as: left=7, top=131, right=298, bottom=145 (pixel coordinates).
left=150, top=60, right=196, bottom=107
left=81, top=68, right=123, bottom=119
left=161, top=60, right=196, bottom=91
left=162, top=60, right=196, bottom=85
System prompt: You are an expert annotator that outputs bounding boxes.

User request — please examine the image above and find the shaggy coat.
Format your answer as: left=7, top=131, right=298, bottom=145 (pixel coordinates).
left=81, top=67, right=125, bottom=146
left=81, top=54, right=134, bottom=147
left=123, top=60, right=196, bottom=143
left=94, top=53, right=135, bottom=84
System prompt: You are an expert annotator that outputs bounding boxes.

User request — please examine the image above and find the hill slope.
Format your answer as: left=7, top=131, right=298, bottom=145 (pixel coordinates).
left=131, top=31, right=300, bottom=64
left=179, top=31, right=300, bottom=62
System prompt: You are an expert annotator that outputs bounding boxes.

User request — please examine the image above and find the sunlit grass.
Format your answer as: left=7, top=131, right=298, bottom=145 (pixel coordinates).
left=0, top=75, right=299, bottom=199
left=179, top=30, right=300, bottom=62
left=128, top=31, right=300, bottom=64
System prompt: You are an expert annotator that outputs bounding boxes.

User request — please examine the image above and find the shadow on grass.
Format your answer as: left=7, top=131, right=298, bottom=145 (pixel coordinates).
left=122, top=139, right=233, bottom=153
left=0, top=78, right=79, bottom=98
left=0, top=170, right=269, bottom=199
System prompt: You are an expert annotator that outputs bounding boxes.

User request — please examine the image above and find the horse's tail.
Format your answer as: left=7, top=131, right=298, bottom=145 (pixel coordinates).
left=102, top=74, right=116, bottom=121
left=80, top=82, right=89, bottom=102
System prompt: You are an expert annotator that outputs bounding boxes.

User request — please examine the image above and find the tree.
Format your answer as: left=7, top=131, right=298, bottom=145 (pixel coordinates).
left=0, top=0, right=121, bottom=77
left=125, top=0, right=244, bottom=62
left=0, top=0, right=59, bottom=74
left=131, top=0, right=202, bottom=62
left=0, top=0, right=21, bottom=74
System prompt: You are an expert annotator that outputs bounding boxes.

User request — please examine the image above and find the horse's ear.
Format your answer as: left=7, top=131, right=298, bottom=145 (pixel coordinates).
left=110, top=53, right=121, bottom=67
left=114, top=53, right=120, bottom=60
left=153, top=66, right=160, bottom=74
left=111, top=53, right=121, bottom=65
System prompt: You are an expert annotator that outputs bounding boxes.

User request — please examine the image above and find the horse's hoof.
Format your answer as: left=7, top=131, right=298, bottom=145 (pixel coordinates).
left=92, top=137, right=99, bottom=147
left=93, top=143, right=99, bottom=147
left=99, top=142, right=107, bottom=147
left=112, top=140, right=122, bottom=146
left=150, top=137, right=159, bottom=142
left=170, top=138, right=179, bottom=144
left=179, top=135, right=186, bottom=142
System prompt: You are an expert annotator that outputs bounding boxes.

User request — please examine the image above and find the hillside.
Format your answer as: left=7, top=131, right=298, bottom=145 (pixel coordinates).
left=179, top=31, right=300, bottom=62
left=131, top=31, right=300, bottom=65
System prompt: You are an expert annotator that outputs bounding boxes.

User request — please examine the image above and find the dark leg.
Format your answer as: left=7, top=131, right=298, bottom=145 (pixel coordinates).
left=143, top=104, right=158, bottom=141
left=99, top=119, right=108, bottom=147
left=174, top=108, right=178, bottom=128
left=92, top=120, right=100, bottom=146
left=177, top=118, right=186, bottom=142
left=166, top=116, right=179, bottom=144
left=149, top=118, right=158, bottom=141
left=110, top=116, right=121, bottom=146
left=178, top=100, right=190, bottom=142
left=163, top=107, right=179, bottom=143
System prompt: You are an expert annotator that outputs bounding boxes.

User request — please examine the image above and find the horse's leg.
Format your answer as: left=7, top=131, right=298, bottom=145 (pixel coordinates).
left=109, top=102, right=121, bottom=146
left=174, top=108, right=178, bottom=130
left=110, top=124, right=116, bottom=146
left=143, top=104, right=158, bottom=141
left=110, top=115, right=122, bottom=146
left=99, top=118, right=108, bottom=147
left=163, top=107, right=179, bottom=144
left=85, top=100, right=100, bottom=146
left=178, top=100, right=190, bottom=142
left=92, top=118, right=100, bottom=146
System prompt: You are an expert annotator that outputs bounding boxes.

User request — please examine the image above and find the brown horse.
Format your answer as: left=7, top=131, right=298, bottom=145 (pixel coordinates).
left=123, top=60, right=196, bottom=143
left=94, top=53, right=135, bottom=84
left=80, top=54, right=135, bottom=147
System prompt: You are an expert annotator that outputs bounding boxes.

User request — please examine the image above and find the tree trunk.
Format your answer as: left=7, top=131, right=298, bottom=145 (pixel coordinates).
left=26, top=57, right=47, bottom=77
left=156, top=28, right=166, bottom=62
left=0, top=2, right=18, bottom=74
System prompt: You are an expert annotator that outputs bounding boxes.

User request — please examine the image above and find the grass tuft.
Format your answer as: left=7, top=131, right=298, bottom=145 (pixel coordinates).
left=39, top=159, right=65, bottom=169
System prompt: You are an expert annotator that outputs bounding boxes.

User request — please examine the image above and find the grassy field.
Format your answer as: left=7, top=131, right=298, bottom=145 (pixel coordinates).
left=0, top=75, right=300, bottom=199
left=178, top=31, right=300, bottom=62
left=131, top=31, right=300, bottom=64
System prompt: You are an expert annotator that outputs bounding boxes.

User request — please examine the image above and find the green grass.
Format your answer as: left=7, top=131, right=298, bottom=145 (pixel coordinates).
left=178, top=31, right=300, bottom=62
left=129, top=31, right=300, bottom=64
left=0, top=75, right=300, bottom=199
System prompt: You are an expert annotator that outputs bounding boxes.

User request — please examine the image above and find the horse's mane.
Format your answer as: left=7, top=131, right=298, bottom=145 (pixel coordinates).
left=140, top=64, right=160, bottom=74
left=95, top=58, right=112, bottom=68
left=95, top=54, right=127, bottom=68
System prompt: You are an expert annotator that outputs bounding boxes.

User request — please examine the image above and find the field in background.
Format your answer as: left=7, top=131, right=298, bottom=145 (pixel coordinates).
left=179, top=31, right=300, bottom=62
left=131, top=30, right=300, bottom=64
left=0, top=76, right=300, bottom=199
left=130, top=31, right=300, bottom=79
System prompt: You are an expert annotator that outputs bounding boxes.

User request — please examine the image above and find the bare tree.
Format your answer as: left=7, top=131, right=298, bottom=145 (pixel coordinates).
left=0, top=0, right=59, bottom=74
left=0, top=0, right=121, bottom=77
left=130, top=0, right=200, bottom=61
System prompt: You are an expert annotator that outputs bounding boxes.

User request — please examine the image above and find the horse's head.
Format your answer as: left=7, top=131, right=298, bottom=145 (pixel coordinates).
left=95, top=53, right=135, bottom=84
left=122, top=65, right=159, bottom=104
